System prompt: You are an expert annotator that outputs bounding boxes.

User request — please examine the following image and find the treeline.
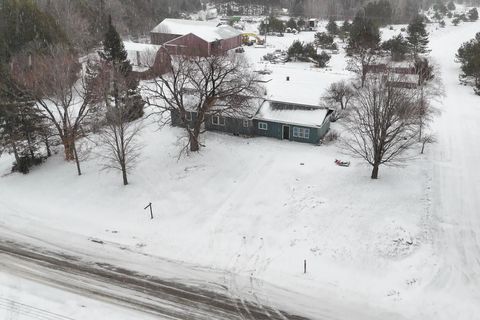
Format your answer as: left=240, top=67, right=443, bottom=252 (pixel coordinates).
left=30, top=0, right=201, bottom=52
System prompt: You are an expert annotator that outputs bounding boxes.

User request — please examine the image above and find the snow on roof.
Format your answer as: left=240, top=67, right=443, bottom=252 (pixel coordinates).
left=182, top=94, right=263, bottom=118
left=124, top=42, right=161, bottom=70
left=124, top=41, right=161, bottom=53
left=151, top=19, right=241, bottom=43
left=255, top=100, right=329, bottom=127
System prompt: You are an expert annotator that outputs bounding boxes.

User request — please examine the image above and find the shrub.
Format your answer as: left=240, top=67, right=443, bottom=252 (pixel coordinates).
left=323, top=130, right=340, bottom=143
left=12, top=156, right=45, bottom=174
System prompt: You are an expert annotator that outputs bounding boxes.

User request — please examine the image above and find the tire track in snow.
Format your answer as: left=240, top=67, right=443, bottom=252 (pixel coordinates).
left=0, top=298, right=75, bottom=320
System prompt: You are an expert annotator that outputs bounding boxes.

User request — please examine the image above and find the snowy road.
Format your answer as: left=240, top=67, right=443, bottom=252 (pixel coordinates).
left=0, top=237, right=311, bottom=320
left=426, top=20, right=480, bottom=317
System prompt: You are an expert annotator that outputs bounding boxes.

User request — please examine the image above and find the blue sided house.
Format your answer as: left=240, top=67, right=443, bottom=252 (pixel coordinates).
left=171, top=99, right=333, bottom=145
left=253, top=100, right=333, bottom=144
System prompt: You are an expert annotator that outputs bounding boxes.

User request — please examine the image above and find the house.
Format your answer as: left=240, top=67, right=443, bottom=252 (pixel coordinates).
left=171, top=96, right=262, bottom=137
left=307, top=18, right=318, bottom=30
left=366, top=63, right=419, bottom=89
left=253, top=100, right=333, bottom=144
left=171, top=98, right=333, bottom=145
left=150, top=19, right=242, bottom=57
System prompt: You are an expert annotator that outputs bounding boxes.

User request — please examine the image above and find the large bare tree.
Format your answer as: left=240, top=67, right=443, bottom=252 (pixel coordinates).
left=12, top=45, right=101, bottom=175
left=342, top=73, right=423, bottom=179
left=144, top=53, right=261, bottom=152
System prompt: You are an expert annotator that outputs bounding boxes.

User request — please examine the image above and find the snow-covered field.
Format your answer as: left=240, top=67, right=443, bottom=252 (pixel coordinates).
left=1, top=14, right=480, bottom=320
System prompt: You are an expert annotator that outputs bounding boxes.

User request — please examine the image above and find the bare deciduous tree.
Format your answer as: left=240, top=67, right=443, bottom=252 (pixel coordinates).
left=98, top=103, right=143, bottom=186
left=347, top=48, right=379, bottom=88
left=322, top=80, right=355, bottom=120
left=421, top=133, right=436, bottom=154
left=12, top=45, right=101, bottom=175
left=342, top=74, right=423, bottom=179
left=95, top=64, right=143, bottom=186
left=144, top=53, right=261, bottom=153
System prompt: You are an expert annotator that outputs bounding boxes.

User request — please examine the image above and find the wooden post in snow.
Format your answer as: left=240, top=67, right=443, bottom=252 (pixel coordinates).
left=144, top=202, right=153, bottom=219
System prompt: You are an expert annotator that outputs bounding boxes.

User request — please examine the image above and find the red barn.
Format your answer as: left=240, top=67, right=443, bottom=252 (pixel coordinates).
left=150, top=19, right=242, bottom=57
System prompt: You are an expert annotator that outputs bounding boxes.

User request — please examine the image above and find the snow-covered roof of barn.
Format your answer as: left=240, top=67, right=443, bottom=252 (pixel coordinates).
left=255, top=100, right=330, bottom=128
left=151, top=19, right=241, bottom=43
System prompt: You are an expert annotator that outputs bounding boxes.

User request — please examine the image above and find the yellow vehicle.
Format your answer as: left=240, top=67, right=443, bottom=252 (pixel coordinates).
left=242, top=33, right=264, bottom=46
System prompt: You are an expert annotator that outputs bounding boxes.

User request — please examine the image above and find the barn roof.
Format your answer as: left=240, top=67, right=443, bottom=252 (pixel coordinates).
left=255, top=100, right=330, bottom=128
left=151, top=19, right=241, bottom=43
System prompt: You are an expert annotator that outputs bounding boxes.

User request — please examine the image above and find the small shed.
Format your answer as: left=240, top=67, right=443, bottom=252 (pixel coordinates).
left=253, top=100, right=333, bottom=144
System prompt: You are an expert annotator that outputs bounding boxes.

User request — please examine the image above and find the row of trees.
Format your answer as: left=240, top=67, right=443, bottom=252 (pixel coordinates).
left=287, top=40, right=331, bottom=67
left=457, top=32, right=480, bottom=95
left=1, top=13, right=144, bottom=184
left=345, top=12, right=430, bottom=88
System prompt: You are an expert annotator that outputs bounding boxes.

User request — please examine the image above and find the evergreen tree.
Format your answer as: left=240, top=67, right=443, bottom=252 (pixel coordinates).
left=315, top=32, right=335, bottom=49
left=0, top=68, right=49, bottom=173
left=287, top=40, right=304, bottom=61
left=326, top=17, right=338, bottom=35
left=286, top=18, right=297, bottom=30
left=348, top=13, right=381, bottom=51
left=382, top=34, right=410, bottom=61
left=407, top=15, right=430, bottom=57
left=457, top=32, right=480, bottom=94
left=99, top=16, right=144, bottom=121
left=316, top=51, right=331, bottom=68
left=447, top=1, right=456, bottom=11
left=468, top=8, right=478, bottom=21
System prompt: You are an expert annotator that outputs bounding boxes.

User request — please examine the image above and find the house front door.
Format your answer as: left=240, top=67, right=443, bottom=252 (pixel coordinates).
left=283, top=125, right=290, bottom=140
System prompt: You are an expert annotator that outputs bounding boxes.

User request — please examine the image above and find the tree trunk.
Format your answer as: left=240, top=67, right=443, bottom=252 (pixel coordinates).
left=371, top=163, right=380, bottom=179
left=190, top=133, right=200, bottom=152
left=121, top=164, right=128, bottom=185
left=73, top=141, right=82, bottom=176
left=361, top=69, right=367, bottom=88
left=44, top=135, right=51, bottom=157
left=63, top=135, right=75, bottom=161
left=26, top=132, right=35, bottom=160
left=421, top=142, right=426, bottom=154
left=11, top=141, right=21, bottom=165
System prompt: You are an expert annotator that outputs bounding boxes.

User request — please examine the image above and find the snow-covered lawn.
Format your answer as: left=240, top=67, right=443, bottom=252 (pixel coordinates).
left=1, top=15, right=480, bottom=319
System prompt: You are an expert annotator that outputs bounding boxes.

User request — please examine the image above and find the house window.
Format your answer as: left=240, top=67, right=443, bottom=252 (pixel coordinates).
left=212, top=115, right=225, bottom=126
left=258, top=122, right=268, bottom=130
left=293, top=127, right=310, bottom=139
left=243, top=120, right=251, bottom=128
left=185, top=112, right=192, bottom=121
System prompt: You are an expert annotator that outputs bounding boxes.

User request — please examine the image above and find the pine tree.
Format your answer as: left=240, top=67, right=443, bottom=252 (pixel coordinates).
left=382, top=34, right=410, bottom=61
left=0, top=84, right=49, bottom=173
left=348, top=13, right=380, bottom=51
left=447, top=1, right=456, bottom=11
left=407, top=15, right=430, bottom=57
left=99, top=16, right=144, bottom=121
left=468, top=8, right=478, bottom=22
left=326, top=17, right=338, bottom=35
left=457, top=32, right=480, bottom=94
